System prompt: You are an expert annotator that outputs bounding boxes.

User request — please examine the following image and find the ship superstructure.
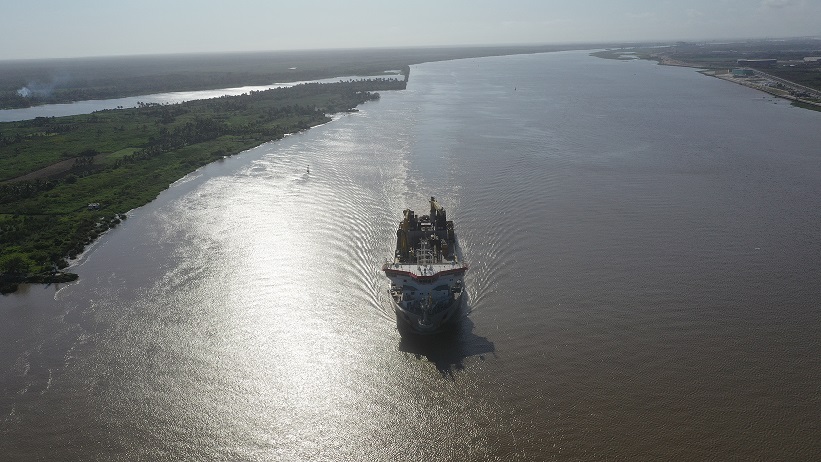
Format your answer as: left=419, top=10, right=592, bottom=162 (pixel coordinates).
left=382, top=197, right=467, bottom=333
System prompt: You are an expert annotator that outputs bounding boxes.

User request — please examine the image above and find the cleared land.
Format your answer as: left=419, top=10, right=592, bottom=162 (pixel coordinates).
left=592, top=38, right=821, bottom=109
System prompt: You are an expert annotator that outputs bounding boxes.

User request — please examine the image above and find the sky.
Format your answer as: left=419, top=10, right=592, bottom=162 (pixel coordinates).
left=2, top=0, right=820, bottom=60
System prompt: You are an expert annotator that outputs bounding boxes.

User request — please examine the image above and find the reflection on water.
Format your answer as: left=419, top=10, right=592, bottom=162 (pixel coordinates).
left=2, top=51, right=820, bottom=460
left=398, top=309, right=497, bottom=380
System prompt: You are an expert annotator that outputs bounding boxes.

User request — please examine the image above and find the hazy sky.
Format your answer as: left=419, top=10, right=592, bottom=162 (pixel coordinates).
left=3, top=0, right=819, bottom=60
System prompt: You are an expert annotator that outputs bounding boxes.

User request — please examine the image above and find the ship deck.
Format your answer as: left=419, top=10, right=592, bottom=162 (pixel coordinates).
left=382, top=260, right=467, bottom=280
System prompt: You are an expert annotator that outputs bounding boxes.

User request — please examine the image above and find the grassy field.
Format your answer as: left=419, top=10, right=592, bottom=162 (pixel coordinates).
left=0, top=78, right=405, bottom=292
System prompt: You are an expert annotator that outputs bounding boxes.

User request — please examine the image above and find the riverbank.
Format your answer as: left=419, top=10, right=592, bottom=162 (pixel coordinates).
left=0, top=271, right=78, bottom=294
left=0, top=78, right=405, bottom=293
left=703, top=69, right=821, bottom=111
left=591, top=41, right=821, bottom=111
left=0, top=45, right=608, bottom=110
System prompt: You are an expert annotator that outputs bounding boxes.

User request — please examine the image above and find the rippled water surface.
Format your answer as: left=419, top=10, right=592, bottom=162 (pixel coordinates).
left=2, top=51, right=820, bottom=460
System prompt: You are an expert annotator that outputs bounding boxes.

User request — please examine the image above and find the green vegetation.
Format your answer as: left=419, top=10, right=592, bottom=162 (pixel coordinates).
left=790, top=100, right=821, bottom=113
left=0, top=45, right=601, bottom=109
left=0, top=78, right=405, bottom=293
left=1, top=44, right=609, bottom=293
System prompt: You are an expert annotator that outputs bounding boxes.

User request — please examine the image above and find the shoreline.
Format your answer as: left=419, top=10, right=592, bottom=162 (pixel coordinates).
left=0, top=79, right=404, bottom=294
left=591, top=48, right=821, bottom=111
left=703, top=70, right=821, bottom=110
left=0, top=271, right=78, bottom=294
left=0, top=44, right=604, bottom=111
left=0, top=113, right=342, bottom=295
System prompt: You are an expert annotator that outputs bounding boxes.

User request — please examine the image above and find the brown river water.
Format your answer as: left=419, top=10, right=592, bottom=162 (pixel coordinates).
left=1, top=51, right=820, bottom=460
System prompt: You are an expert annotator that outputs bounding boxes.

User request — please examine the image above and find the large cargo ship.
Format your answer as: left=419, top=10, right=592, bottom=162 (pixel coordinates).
left=382, top=197, right=468, bottom=334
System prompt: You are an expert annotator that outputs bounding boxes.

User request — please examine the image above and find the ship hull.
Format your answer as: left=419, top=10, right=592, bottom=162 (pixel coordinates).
left=393, top=291, right=464, bottom=335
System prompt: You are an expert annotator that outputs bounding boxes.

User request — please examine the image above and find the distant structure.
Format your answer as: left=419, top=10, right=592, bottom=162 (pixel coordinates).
left=732, top=68, right=755, bottom=77
left=803, top=57, right=821, bottom=64
left=736, top=59, right=777, bottom=67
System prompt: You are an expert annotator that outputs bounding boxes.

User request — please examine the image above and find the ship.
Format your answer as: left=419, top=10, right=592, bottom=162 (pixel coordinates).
left=382, top=197, right=468, bottom=334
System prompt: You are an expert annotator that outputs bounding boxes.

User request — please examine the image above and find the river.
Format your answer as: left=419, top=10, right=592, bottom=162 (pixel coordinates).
left=0, top=74, right=401, bottom=122
left=1, top=51, right=820, bottom=460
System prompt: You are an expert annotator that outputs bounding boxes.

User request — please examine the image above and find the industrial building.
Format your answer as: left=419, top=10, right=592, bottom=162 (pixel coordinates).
left=736, top=59, right=777, bottom=67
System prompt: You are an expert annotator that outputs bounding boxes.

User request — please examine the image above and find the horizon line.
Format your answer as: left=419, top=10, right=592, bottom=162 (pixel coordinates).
left=2, top=35, right=819, bottom=63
